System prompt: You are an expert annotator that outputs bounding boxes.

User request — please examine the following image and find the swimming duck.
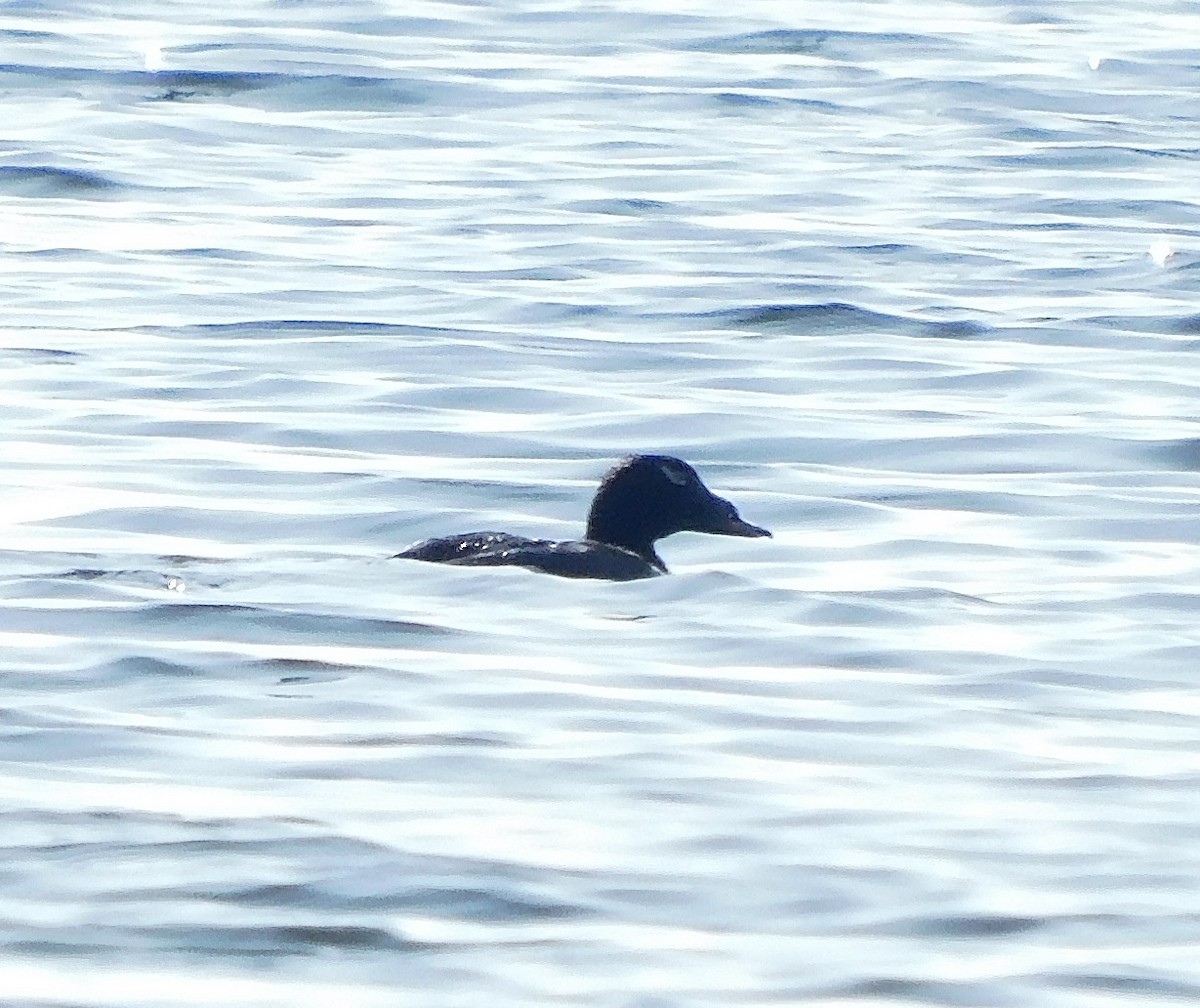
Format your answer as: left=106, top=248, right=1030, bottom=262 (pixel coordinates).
left=393, top=454, right=771, bottom=581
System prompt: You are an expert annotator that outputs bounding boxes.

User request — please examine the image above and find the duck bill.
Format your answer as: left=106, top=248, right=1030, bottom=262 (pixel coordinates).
left=717, top=515, right=772, bottom=538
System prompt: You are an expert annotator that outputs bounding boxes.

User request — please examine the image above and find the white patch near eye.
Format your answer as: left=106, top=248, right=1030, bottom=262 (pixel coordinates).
left=659, top=460, right=690, bottom=486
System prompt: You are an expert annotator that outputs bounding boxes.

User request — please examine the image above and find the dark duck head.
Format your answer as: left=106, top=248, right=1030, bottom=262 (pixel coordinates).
left=585, top=454, right=771, bottom=573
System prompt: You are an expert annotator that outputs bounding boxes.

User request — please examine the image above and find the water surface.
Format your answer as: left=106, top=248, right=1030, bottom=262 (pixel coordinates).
left=3, top=1, right=1200, bottom=1005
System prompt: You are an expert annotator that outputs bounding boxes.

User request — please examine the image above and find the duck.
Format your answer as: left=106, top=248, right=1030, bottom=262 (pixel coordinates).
left=393, top=454, right=771, bottom=581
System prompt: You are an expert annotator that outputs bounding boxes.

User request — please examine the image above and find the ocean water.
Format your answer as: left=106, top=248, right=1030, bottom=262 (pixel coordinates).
left=3, top=1, right=1200, bottom=1004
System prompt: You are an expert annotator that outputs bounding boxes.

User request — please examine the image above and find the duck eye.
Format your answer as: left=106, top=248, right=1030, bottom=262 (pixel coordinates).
left=659, top=461, right=691, bottom=487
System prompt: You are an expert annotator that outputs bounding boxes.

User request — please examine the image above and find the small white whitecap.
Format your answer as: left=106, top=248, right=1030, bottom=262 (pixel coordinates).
left=142, top=38, right=165, bottom=72
left=1087, top=53, right=1105, bottom=71
left=1149, top=238, right=1173, bottom=267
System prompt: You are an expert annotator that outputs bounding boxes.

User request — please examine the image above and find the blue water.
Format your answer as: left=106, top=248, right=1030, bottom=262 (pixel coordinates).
left=3, top=2, right=1200, bottom=1004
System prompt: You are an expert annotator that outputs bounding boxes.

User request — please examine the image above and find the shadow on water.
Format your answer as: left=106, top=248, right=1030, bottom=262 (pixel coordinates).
left=685, top=29, right=958, bottom=58
left=695, top=302, right=992, bottom=339
left=143, top=70, right=433, bottom=110
left=0, top=165, right=128, bottom=198
left=1152, top=439, right=1200, bottom=472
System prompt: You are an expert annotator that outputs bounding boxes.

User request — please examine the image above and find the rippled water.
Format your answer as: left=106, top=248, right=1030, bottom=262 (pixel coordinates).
left=4, top=1, right=1200, bottom=1005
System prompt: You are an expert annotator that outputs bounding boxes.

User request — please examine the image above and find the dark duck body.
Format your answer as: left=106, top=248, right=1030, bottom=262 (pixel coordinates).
left=394, top=454, right=771, bottom=581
